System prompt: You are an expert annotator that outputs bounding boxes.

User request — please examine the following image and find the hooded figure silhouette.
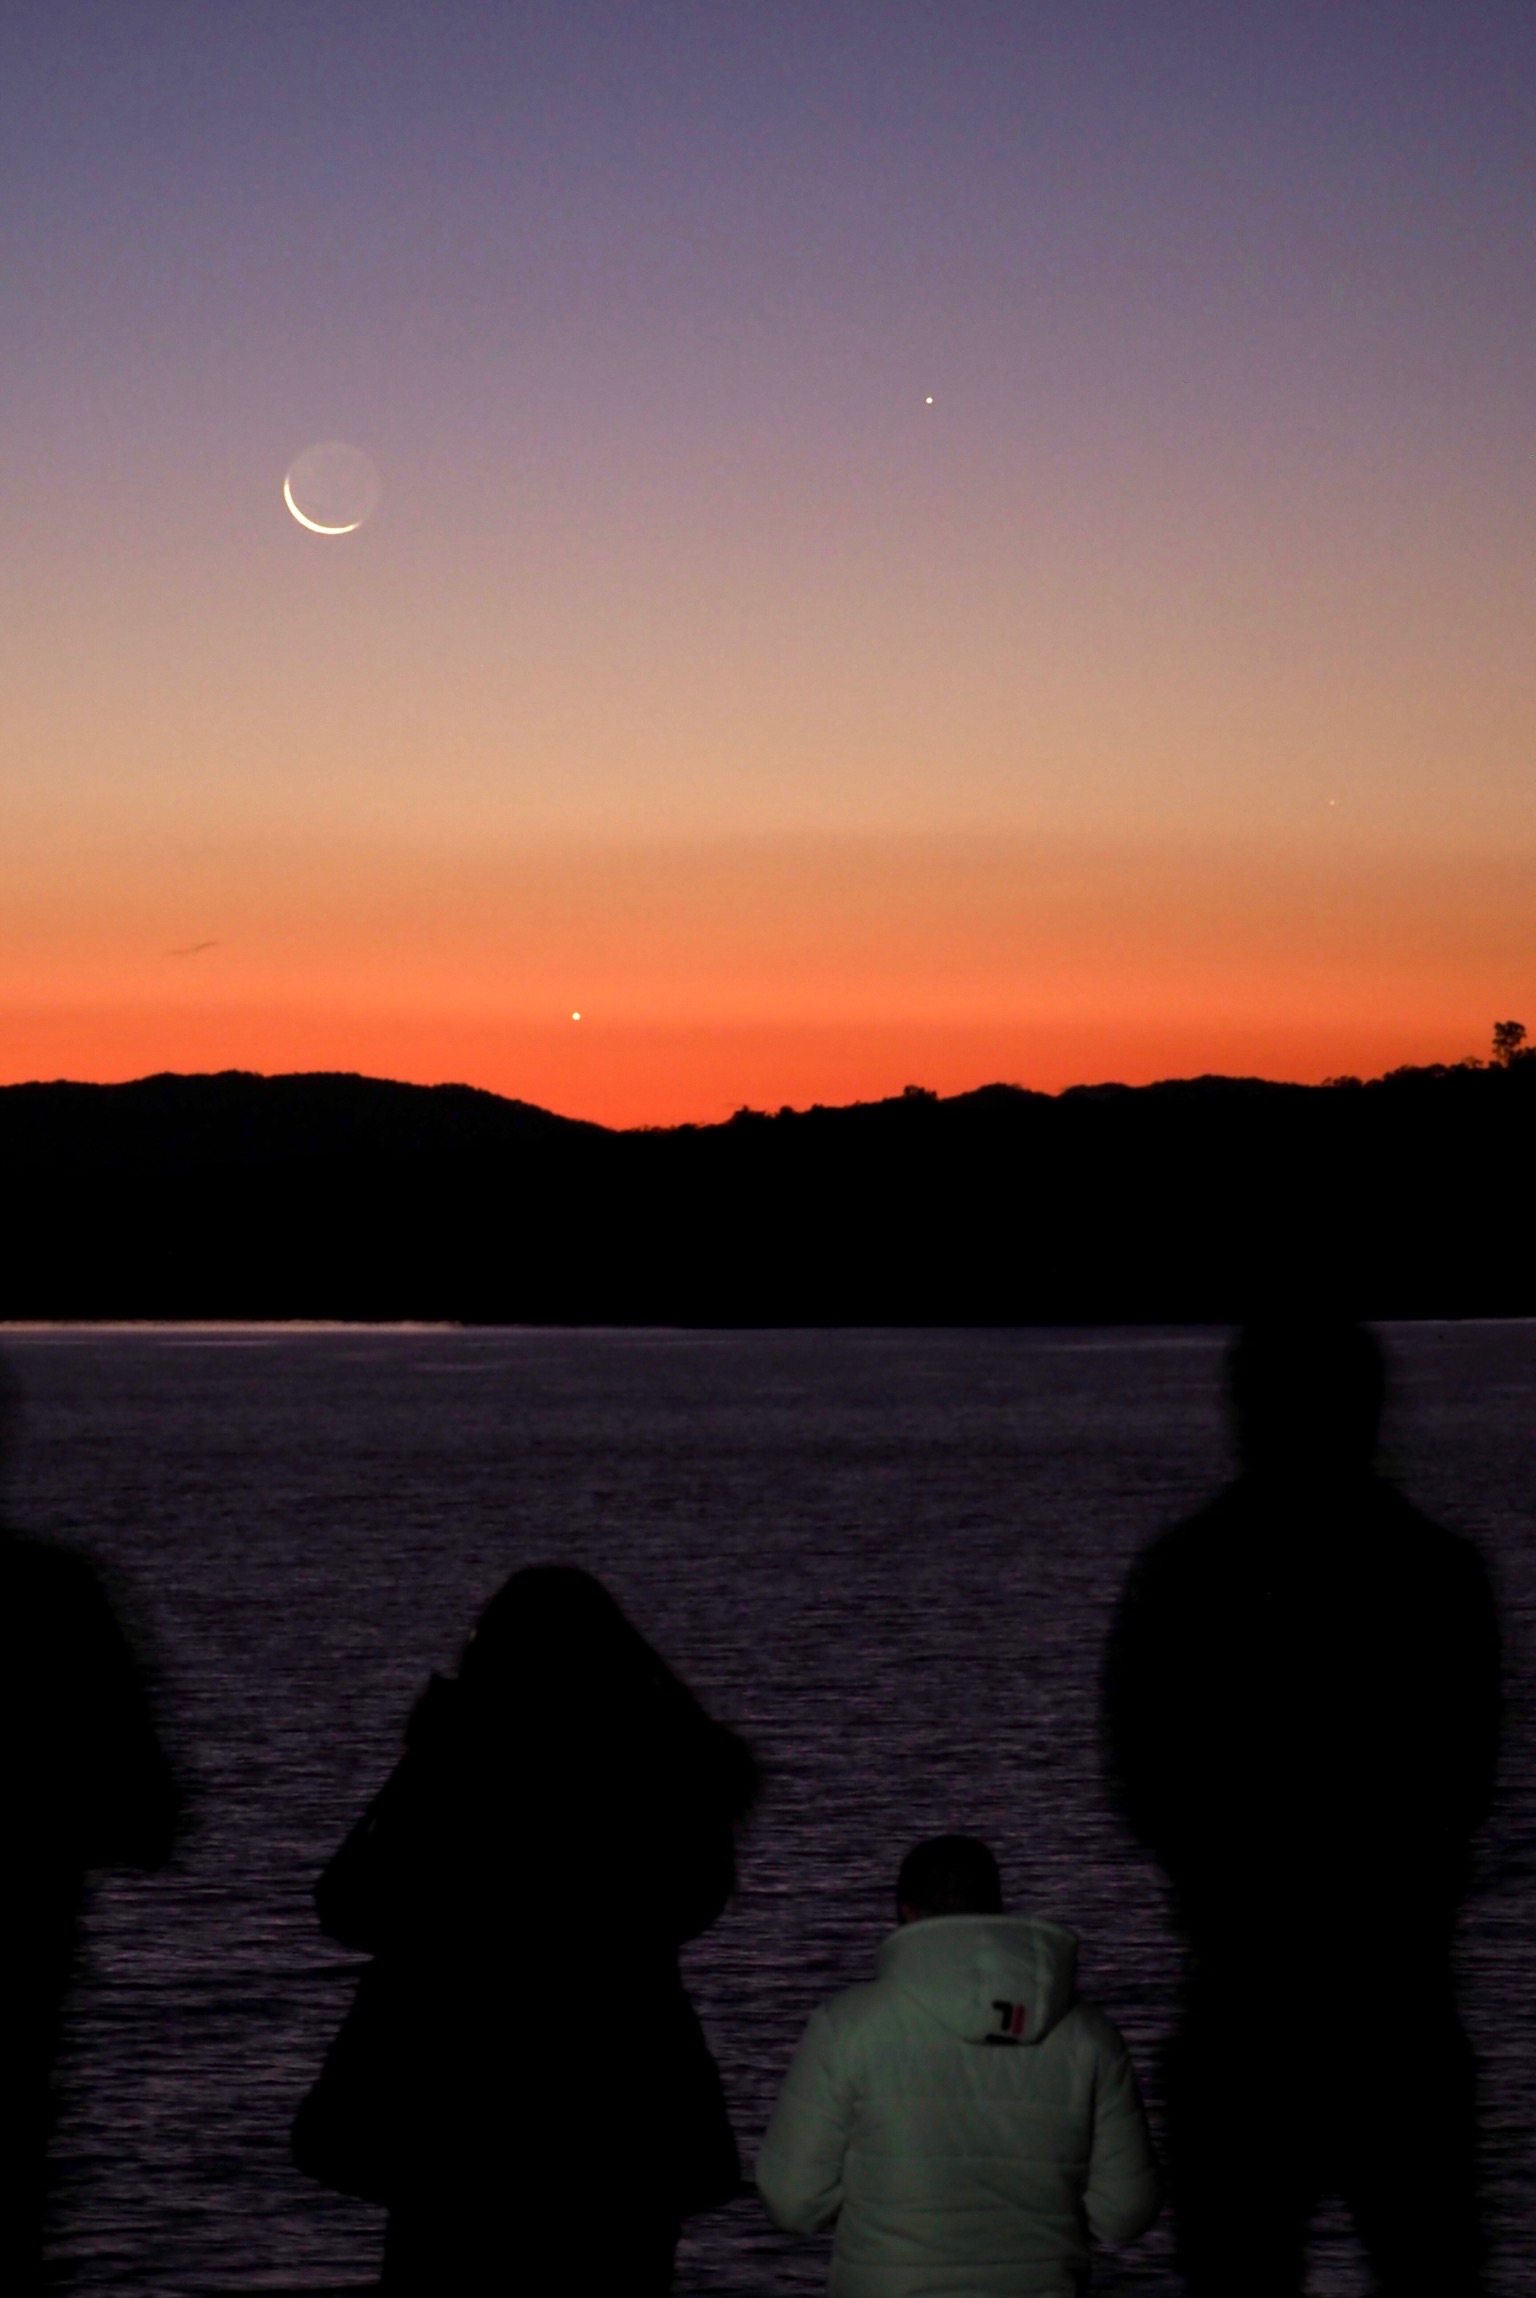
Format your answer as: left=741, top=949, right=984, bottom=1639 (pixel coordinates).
left=300, top=1565, right=758, bottom=2294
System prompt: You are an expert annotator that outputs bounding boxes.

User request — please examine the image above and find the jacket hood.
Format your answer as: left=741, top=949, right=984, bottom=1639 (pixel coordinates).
left=878, top=1914, right=1078, bottom=2046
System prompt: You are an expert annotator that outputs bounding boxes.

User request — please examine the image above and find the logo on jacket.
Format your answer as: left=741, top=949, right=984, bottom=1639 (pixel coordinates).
left=990, top=2000, right=1028, bottom=2042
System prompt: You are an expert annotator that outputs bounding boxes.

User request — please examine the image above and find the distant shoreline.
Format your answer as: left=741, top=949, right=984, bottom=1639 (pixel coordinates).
left=4, top=1062, right=1534, bottom=1323
left=0, top=1319, right=462, bottom=1334
left=6, top=1322, right=1536, bottom=1355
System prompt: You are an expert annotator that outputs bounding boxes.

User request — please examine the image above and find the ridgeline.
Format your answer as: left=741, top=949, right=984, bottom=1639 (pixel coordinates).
left=1, top=1061, right=1532, bottom=1323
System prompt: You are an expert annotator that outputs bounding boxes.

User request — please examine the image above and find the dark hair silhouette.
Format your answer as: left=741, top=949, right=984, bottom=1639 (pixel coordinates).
left=299, top=1565, right=757, bottom=2295
left=0, top=1355, right=177, bottom=2294
left=897, top=1835, right=1004, bottom=1918
left=1103, top=1317, right=1499, bottom=2297
left=459, top=1564, right=754, bottom=1765
left=462, top=1560, right=666, bottom=1688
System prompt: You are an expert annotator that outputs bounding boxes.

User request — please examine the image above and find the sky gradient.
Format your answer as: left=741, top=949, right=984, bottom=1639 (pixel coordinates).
left=4, top=3, right=1534, bottom=1123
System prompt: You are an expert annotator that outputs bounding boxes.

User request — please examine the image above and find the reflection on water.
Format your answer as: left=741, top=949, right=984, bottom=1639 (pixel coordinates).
left=4, top=1324, right=1532, bottom=2294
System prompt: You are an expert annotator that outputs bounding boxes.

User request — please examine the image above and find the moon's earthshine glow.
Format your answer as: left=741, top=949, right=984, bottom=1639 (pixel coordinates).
left=282, top=442, right=382, bottom=536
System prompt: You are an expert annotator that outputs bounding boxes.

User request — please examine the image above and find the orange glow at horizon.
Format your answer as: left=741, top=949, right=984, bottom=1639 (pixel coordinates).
left=0, top=1012, right=1505, bottom=1135
left=0, top=829, right=1523, bottom=1128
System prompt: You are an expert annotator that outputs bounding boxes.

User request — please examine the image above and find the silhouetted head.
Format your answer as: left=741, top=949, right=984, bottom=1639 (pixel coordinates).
left=1228, top=1317, right=1385, bottom=1484
left=461, top=1566, right=673, bottom=1707
left=897, top=1834, right=1004, bottom=1924
left=455, top=1564, right=759, bottom=1814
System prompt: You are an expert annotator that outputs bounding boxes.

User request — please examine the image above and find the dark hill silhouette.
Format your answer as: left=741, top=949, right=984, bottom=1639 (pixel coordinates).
left=0, top=1069, right=599, bottom=1166
left=2, top=1060, right=1534, bottom=1321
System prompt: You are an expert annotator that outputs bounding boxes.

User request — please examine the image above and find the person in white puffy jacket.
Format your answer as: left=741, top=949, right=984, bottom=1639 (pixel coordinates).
left=756, top=1836, right=1159, bottom=2298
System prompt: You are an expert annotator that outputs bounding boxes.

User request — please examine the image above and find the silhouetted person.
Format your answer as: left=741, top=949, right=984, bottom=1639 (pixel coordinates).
left=299, top=1565, right=758, bottom=2294
left=1104, top=1319, right=1500, bottom=2297
left=0, top=1370, right=177, bottom=2292
left=758, top=1833, right=1160, bottom=2295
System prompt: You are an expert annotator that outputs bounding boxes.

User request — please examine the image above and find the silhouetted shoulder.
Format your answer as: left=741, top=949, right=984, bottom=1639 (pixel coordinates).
left=1113, top=1477, right=1495, bottom=1621
left=1104, top=1476, right=1499, bottom=1901
left=0, top=1533, right=177, bottom=1874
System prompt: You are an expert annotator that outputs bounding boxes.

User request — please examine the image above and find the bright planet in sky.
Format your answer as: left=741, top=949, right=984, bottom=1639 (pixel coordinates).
left=282, top=441, right=381, bottom=535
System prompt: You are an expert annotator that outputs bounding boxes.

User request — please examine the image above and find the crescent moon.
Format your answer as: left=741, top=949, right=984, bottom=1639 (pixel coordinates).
left=283, top=476, right=362, bottom=535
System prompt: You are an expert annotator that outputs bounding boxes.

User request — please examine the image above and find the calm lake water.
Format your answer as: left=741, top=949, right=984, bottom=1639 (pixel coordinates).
left=3, top=1323, right=1532, bottom=2295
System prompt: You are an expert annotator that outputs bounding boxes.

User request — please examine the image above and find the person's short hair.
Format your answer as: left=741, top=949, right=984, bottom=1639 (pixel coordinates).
left=897, top=1835, right=1003, bottom=1916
